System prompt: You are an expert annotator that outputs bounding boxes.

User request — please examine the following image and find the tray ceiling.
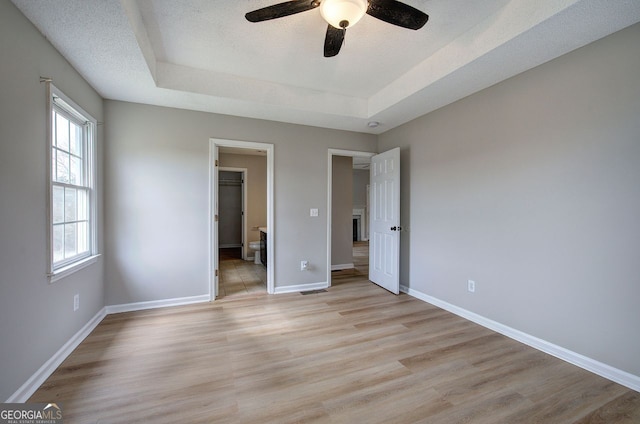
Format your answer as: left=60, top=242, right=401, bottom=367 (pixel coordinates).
left=12, top=0, right=640, bottom=133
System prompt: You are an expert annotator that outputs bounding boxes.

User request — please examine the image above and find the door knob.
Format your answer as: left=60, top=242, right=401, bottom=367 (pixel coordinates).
left=390, top=226, right=402, bottom=231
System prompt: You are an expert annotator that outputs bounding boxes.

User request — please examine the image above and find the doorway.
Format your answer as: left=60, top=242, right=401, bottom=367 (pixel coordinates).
left=209, top=139, right=274, bottom=299
left=218, top=169, right=245, bottom=260
left=327, top=149, right=375, bottom=287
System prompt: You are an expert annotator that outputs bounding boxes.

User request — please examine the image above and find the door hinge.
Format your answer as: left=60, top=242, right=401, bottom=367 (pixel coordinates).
left=215, top=159, right=219, bottom=166
left=215, top=214, right=219, bottom=222
left=215, top=269, right=219, bottom=277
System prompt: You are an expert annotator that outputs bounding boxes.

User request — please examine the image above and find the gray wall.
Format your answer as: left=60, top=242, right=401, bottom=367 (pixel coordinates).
left=353, top=169, right=369, bottom=240
left=0, top=1, right=105, bottom=401
left=219, top=153, right=268, bottom=258
left=104, top=101, right=376, bottom=303
left=378, top=23, right=640, bottom=376
left=352, top=169, right=369, bottom=210
left=331, top=156, right=353, bottom=267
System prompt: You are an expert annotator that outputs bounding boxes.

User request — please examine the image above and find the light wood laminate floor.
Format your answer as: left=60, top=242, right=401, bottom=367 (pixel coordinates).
left=30, top=251, right=638, bottom=423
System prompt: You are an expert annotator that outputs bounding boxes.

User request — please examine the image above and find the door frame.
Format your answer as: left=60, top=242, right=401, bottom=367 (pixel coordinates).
left=209, top=138, right=275, bottom=299
left=218, top=167, right=248, bottom=259
left=327, top=149, right=376, bottom=287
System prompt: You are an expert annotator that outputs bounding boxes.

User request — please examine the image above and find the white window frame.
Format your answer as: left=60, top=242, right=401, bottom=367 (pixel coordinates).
left=46, top=84, right=99, bottom=282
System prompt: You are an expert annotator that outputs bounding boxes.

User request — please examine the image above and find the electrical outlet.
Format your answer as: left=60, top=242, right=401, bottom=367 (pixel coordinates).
left=310, top=208, right=319, bottom=217
left=468, top=280, right=475, bottom=293
left=73, top=294, right=80, bottom=311
left=301, top=260, right=308, bottom=271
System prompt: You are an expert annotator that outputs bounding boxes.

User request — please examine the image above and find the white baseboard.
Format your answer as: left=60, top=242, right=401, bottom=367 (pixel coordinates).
left=274, top=282, right=329, bottom=294
left=7, top=307, right=108, bottom=402
left=400, top=285, right=640, bottom=392
left=106, top=294, right=210, bottom=314
left=331, top=263, right=354, bottom=271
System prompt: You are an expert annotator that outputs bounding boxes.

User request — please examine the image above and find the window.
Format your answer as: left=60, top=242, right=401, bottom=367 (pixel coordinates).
left=47, top=85, right=98, bottom=281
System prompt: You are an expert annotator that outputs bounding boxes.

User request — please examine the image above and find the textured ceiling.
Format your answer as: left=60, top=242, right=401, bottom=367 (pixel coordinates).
left=12, top=0, right=640, bottom=134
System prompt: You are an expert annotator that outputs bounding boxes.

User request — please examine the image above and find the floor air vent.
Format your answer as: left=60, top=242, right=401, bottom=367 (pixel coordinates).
left=300, top=289, right=327, bottom=295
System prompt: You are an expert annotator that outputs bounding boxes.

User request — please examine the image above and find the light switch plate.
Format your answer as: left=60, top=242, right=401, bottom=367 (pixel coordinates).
left=310, top=208, right=319, bottom=217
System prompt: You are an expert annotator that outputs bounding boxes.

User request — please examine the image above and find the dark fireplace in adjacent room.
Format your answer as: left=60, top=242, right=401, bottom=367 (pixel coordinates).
left=353, top=217, right=361, bottom=241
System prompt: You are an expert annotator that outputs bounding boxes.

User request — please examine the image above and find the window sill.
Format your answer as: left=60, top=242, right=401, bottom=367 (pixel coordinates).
left=49, top=254, right=101, bottom=283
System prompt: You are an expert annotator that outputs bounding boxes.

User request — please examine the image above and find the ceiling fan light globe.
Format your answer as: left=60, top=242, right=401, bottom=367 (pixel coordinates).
left=320, top=0, right=367, bottom=29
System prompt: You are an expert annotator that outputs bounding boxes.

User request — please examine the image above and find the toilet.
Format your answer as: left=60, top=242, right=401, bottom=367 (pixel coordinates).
left=249, top=241, right=261, bottom=264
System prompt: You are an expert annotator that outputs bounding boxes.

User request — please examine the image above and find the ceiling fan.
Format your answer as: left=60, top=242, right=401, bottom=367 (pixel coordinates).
left=245, top=0, right=429, bottom=57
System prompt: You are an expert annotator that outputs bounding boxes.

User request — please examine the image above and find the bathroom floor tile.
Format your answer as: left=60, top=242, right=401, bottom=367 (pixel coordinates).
left=218, top=254, right=267, bottom=299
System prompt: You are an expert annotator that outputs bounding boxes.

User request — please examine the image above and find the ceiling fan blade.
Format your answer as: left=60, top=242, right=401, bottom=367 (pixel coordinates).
left=366, top=0, right=429, bottom=30
left=324, top=24, right=345, bottom=57
left=245, top=0, right=319, bottom=23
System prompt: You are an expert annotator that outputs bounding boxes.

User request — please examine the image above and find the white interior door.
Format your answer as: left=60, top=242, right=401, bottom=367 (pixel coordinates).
left=369, top=148, right=401, bottom=294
